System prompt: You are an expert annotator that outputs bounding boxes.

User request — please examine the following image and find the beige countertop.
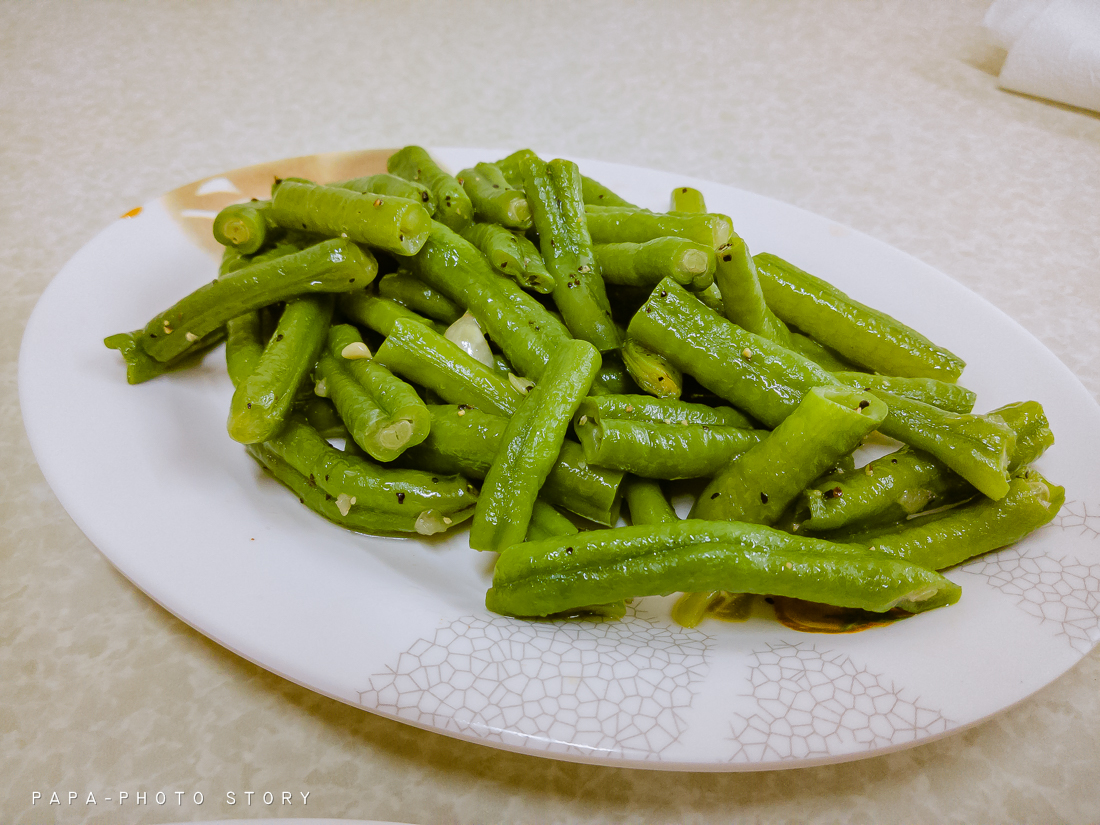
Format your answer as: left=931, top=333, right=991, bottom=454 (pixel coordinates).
left=3, top=1, right=1099, bottom=823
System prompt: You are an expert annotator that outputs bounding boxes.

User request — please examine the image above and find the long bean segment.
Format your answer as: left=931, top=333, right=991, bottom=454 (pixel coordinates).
left=799, top=400, right=1053, bottom=531
left=269, top=180, right=431, bottom=256
left=138, top=238, right=376, bottom=362
left=621, top=337, right=682, bottom=399
left=836, top=372, right=976, bottom=414
left=469, top=340, right=602, bottom=552
left=228, top=294, right=334, bottom=444
left=845, top=469, right=1064, bottom=571
left=586, top=206, right=733, bottom=249
left=581, top=175, right=638, bottom=208
left=523, top=156, right=619, bottom=351
left=400, top=405, right=624, bottom=525
left=691, top=386, right=887, bottom=524
left=460, top=222, right=554, bottom=293
left=373, top=318, right=524, bottom=416
left=458, top=162, right=532, bottom=229
left=337, top=174, right=436, bottom=216
left=407, top=223, right=572, bottom=381
left=213, top=200, right=276, bottom=255
left=387, top=145, right=473, bottom=232
left=576, top=393, right=754, bottom=428
left=337, top=290, right=439, bottom=337
left=575, top=416, right=765, bottom=480
left=715, top=235, right=790, bottom=344
left=754, top=253, right=965, bottom=381
left=594, top=238, right=716, bottom=291
left=623, top=477, right=679, bottom=525
left=325, top=324, right=430, bottom=461
left=670, top=186, right=707, bottom=214
left=105, top=327, right=225, bottom=385
left=527, top=500, right=580, bottom=542
left=486, top=520, right=961, bottom=618
left=378, top=271, right=463, bottom=325
left=224, top=310, right=264, bottom=386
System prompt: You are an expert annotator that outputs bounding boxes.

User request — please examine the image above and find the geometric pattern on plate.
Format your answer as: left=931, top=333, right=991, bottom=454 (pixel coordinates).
left=1051, top=499, right=1100, bottom=540
left=358, top=609, right=710, bottom=760
left=728, top=641, right=952, bottom=762
left=963, top=528, right=1100, bottom=655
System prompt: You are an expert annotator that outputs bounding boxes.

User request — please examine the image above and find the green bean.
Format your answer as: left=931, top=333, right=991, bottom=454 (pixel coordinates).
left=269, top=180, right=432, bottom=256
left=457, top=162, right=532, bottom=229
left=493, top=148, right=538, bottom=188
left=523, top=156, right=620, bottom=351
left=460, top=222, right=555, bottom=293
left=387, top=145, right=473, bottom=232
left=575, top=416, right=765, bottom=480
left=337, top=290, right=440, bottom=337
left=580, top=175, right=638, bottom=208
left=754, top=253, right=965, bottom=381
left=470, top=339, right=601, bottom=552
left=373, top=318, right=524, bottom=416
left=670, top=186, right=707, bottom=214
left=695, top=282, right=724, bottom=314
left=377, top=271, right=464, bottom=325
left=845, top=469, right=1064, bottom=571
left=527, top=500, right=580, bottom=541
left=622, top=477, right=679, bottom=525
left=407, top=222, right=572, bottom=381
left=620, top=336, right=682, bottom=399
left=835, top=372, right=976, bottom=414
left=104, top=327, right=225, bottom=385
left=798, top=400, right=1053, bottom=532
left=325, top=324, right=430, bottom=460
left=213, top=200, right=277, bottom=255
left=691, top=386, right=887, bottom=524
left=594, top=237, right=716, bottom=291
left=586, top=206, right=733, bottom=249
left=228, top=294, right=334, bottom=444
left=224, top=310, right=264, bottom=386
left=485, top=520, right=961, bottom=618
left=297, top=395, right=348, bottom=439
left=337, top=174, right=436, bottom=216
left=714, top=235, right=791, bottom=344
left=576, top=393, right=754, bottom=428
left=137, top=238, right=376, bottom=362
left=671, top=591, right=752, bottom=628
left=264, top=414, right=477, bottom=516
left=497, top=152, right=636, bottom=209
left=590, top=353, right=639, bottom=396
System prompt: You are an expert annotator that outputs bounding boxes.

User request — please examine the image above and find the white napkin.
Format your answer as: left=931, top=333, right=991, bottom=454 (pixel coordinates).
left=984, top=0, right=1100, bottom=113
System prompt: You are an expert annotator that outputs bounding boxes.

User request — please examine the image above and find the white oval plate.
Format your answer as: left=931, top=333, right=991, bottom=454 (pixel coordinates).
left=19, top=148, right=1100, bottom=771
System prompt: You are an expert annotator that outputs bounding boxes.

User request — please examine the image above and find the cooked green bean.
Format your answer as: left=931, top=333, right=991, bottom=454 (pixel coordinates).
left=458, top=162, right=532, bottom=229
left=105, top=327, right=226, bottom=385
left=224, top=310, right=264, bottom=386
left=587, top=206, right=733, bottom=249
left=575, top=416, right=765, bottom=479
left=387, top=145, right=473, bottom=232
left=670, top=186, right=707, bottom=214
left=377, top=271, right=463, bottom=325
left=485, top=520, right=961, bottom=618
left=523, top=156, right=620, bottom=351
left=213, top=200, right=277, bottom=255
left=835, top=371, right=976, bottom=414
left=754, top=253, right=965, bottom=381
left=577, top=393, right=754, bottom=428
left=337, top=290, right=441, bottom=337
left=337, top=174, right=436, bottom=216
left=527, top=500, right=580, bottom=541
left=594, top=237, right=716, bottom=291
left=623, top=477, right=679, bottom=525
left=407, top=222, right=572, bottom=381
left=714, top=235, right=791, bottom=343
left=228, top=294, right=334, bottom=444
left=269, top=180, right=432, bottom=256
left=691, top=386, right=886, bottom=524
left=621, top=336, right=682, bottom=399
left=136, top=238, right=376, bottom=363
left=470, top=339, right=602, bottom=552
left=373, top=318, right=524, bottom=416
left=460, top=222, right=555, bottom=293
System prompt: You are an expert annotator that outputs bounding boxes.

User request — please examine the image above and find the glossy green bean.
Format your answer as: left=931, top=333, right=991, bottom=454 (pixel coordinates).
left=373, top=318, right=524, bottom=416
left=224, top=310, right=264, bottom=386
left=407, top=222, right=572, bottom=381
left=337, top=174, right=436, bottom=216
left=523, top=156, right=620, bottom=351
left=458, top=163, right=532, bottom=229
left=594, top=237, right=716, bottom=291
left=527, top=500, right=580, bottom=541
left=228, top=294, right=334, bottom=444
left=269, top=180, right=432, bottom=256
left=691, top=386, right=887, bottom=524
left=337, top=290, right=440, bottom=337
left=378, top=271, right=463, bottom=325
left=387, top=146, right=473, bottom=232
left=575, top=415, right=765, bottom=480
left=485, top=520, right=961, bottom=618
left=754, top=253, right=965, bottom=381
left=622, top=477, right=679, bottom=525
left=586, top=206, right=733, bottom=249
left=835, top=371, right=976, bottom=414
left=576, top=393, right=754, bottom=428
left=137, top=238, right=376, bottom=362
left=620, top=336, right=682, bottom=399
left=460, top=222, right=555, bottom=293
left=469, top=339, right=601, bottom=552
left=580, top=175, right=638, bottom=208
left=714, top=235, right=791, bottom=343
left=669, top=186, right=707, bottom=214
left=105, top=327, right=225, bottom=385
left=213, top=200, right=277, bottom=255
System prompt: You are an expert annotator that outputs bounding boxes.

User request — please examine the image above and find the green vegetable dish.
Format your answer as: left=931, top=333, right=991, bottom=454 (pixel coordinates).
left=106, top=146, right=1062, bottom=633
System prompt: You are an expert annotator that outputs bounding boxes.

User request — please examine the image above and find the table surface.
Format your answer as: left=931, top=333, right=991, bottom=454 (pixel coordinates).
left=3, top=1, right=1099, bottom=823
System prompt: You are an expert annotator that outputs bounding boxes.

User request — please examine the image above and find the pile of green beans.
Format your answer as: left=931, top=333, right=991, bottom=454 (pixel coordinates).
left=106, top=146, right=1063, bottom=632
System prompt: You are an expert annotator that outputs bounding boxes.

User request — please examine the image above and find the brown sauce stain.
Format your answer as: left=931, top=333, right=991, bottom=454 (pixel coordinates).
left=120, top=206, right=142, bottom=219
left=771, top=596, right=908, bottom=634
